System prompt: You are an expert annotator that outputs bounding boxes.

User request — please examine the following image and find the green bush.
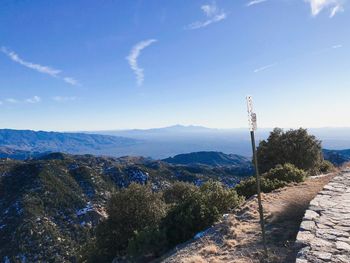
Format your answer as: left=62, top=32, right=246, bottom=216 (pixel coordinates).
left=264, top=163, right=306, bottom=183
left=235, top=163, right=306, bottom=198
left=161, top=191, right=219, bottom=247
left=127, top=227, right=168, bottom=261
left=199, top=180, right=243, bottom=213
left=235, top=177, right=287, bottom=198
left=163, top=181, right=197, bottom=205
left=257, top=128, right=323, bottom=173
left=92, top=183, right=167, bottom=261
left=319, top=160, right=335, bottom=173
left=162, top=181, right=242, bottom=247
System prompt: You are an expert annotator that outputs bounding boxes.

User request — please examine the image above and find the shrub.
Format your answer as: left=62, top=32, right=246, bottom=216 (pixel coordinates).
left=161, top=191, right=219, bottom=247
left=92, top=183, right=167, bottom=261
left=126, top=227, right=168, bottom=261
left=163, top=181, right=197, bottom=205
left=235, top=177, right=287, bottom=198
left=319, top=160, right=335, bottom=173
left=162, top=181, right=242, bottom=247
left=235, top=163, right=306, bottom=198
left=257, top=128, right=323, bottom=173
left=264, top=163, right=306, bottom=183
left=199, top=180, right=243, bottom=213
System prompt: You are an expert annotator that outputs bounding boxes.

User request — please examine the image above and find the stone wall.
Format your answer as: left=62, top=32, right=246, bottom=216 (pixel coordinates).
left=295, top=171, right=350, bottom=262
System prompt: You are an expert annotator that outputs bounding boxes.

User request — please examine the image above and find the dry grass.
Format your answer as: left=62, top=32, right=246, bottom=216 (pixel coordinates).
left=223, top=238, right=237, bottom=248
left=181, top=255, right=207, bottom=263
left=209, top=258, right=224, bottom=263
left=200, top=244, right=218, bottom=255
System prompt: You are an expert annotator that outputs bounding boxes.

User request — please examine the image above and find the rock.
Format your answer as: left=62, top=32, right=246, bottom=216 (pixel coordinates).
left=295, top=172, right=350, bottom=262
left=336, top=241, right=350, bottom=251
left=304, top=210, right=319, bottom=221
left=311, top=251, right=332, bottom=260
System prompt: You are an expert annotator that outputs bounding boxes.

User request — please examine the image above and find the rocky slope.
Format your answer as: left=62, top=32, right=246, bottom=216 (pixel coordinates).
left=0, top=153, right=250, bottom=262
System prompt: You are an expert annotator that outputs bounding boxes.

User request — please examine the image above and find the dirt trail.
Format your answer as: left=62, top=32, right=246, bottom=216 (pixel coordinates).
left=161, top=174, right=335, bottom=263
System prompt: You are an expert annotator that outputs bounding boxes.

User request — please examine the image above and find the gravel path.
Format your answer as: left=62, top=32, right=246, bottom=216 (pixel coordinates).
left=296, top=170, right=350, bottom=263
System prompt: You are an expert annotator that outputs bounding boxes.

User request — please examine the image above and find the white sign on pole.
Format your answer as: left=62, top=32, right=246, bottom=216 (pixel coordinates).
left=246, top=96, right=257, bottom=131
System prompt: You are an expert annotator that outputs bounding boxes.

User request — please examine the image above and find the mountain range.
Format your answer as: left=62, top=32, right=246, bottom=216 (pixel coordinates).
left=1, top=127, right=350, bottom=163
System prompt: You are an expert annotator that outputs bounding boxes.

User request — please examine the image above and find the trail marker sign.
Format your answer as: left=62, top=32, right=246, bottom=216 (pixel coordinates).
left=246, top=95, right=267, bottom=257
left=246, top=95, right=257, bottom=131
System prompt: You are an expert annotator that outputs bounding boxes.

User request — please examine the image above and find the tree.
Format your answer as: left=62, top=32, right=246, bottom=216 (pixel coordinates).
left=257, top=128, right=323, bottom=173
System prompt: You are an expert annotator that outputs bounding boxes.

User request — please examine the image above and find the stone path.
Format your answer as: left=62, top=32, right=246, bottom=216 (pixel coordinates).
left=296, top=170, right=350, bottom=262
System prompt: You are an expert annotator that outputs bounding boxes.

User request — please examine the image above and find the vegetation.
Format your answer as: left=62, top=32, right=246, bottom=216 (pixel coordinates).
left=319, top=160, right=335, bottom=173
left=235, top=163, right=307, bottom=198
left=256, top=128, right=323, bottom=173
left=93, top=184, right=166, bottom=261
left=86, top=181, right=242, bottom=262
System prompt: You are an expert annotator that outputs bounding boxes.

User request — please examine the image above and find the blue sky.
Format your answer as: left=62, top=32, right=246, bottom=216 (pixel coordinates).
left=0, top=0, right=349, bottom=131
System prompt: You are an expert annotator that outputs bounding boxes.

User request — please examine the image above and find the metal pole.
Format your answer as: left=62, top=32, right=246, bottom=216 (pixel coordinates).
left=250, top=130, right=268, bottom=257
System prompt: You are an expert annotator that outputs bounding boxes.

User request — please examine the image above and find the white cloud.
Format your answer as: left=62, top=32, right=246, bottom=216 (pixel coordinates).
left=126, top=39, right=157, bottom=86
left=52, top=96, right=77, bottom=102
left=306, top=0, right=345, bottom=17
left=1, top=47, right=80, bottom=86
left=1, top=47, right=61, bottom=77
left=25, top=96, right=41, bottom=103
left=253, top=63, right=277, bottom=73
left=247, top=0, right=268, bottom=7
left=63, top=77, right=80, bottom=86
left=330, top=3, right=344, bottom=17
left=5, top=98, right=19, bottom=103
left=186, top=2, right=227, bottom=30
left=332, top=44, right=343, bottom=49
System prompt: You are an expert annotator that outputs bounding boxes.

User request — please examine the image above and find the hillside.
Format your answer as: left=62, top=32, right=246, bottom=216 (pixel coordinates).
left=163, top=151, right=252, bottom=167
left=0, top=129, right=138, bottom=155
left=0, top=153, right=250, bottom=262
left=323, top=149, right=350, bottom=165
left=0, top=146, right=44, bottom=160
left=161, top=174, right=334, bottom=263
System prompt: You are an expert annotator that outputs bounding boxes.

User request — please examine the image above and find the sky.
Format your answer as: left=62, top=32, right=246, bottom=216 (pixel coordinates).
left=0, top=0, right=349, bottom=131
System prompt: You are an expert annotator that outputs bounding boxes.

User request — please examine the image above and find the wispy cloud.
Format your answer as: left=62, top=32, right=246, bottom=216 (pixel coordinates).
left=306, top=0, right=345, bottom=18
left=25, top=96, right=41, bottom=104
left=3, top=96, right=42, bottom=104
left=254, top=43, right=343, bottom=73
left=1, top=47, right=61, bottom=77
left=63, top=77, right=80, bottom=86
left=330, top=3, right=344, bottom=17
left=332, top=44, right=343, bottom=49
left=186, top=2, right=227, bottom=30
left=247, top=0, right=268, bottom=7
left=126, top=39, right=157, bottom=86
left=52, top=96, right=77, bottom=102
left=1, top=47, right=80, bottom=86
left=5, top=98, right=19, bottom=104
left=253, top=63, right=277, bottom=73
